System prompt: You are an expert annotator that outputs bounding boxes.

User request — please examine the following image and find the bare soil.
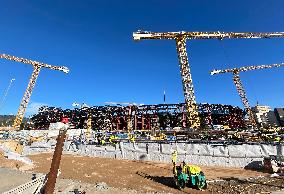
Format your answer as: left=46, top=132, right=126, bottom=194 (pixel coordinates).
left=28, top=153, right=275, bottom=194
left=1, top=151, right=284, bottom=193
left=0, top=150, right=25, bottom=170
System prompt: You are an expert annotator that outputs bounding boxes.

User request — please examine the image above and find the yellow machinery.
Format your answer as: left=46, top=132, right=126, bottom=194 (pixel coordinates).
left=109, top=134, right=119, bottom=144
left=211, top=63, right=284, bottom=128
left=0, top=54, right=69, bottom=129
left=171, top=151, right=207, bottom=190
left=86, top=113, right=92, bottom=141
left=134, top=30, right=284, bottom=129
left=28, top=136, right=45, bottom=145
left=150, top=132, right=167, bottom=141
left=128, top=133, right=135, bottom=143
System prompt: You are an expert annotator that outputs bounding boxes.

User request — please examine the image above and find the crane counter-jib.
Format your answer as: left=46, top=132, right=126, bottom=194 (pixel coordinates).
left=211, top=63, right=284, bottom=75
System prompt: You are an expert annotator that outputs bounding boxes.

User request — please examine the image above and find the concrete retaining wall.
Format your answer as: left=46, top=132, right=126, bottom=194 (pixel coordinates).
left=23, top=141, right=284, bottom=168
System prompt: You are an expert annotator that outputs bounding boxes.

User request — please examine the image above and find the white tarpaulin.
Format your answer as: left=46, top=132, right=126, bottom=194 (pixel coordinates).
left=228, top=145, right=246, bottom=158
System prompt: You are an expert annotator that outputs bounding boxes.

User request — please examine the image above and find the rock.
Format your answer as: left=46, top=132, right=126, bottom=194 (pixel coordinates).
left=95, top=182, right=109, bottom=190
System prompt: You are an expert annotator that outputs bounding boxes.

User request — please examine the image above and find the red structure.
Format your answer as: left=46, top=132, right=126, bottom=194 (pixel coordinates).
left=31, top=103, right=246, bottom=130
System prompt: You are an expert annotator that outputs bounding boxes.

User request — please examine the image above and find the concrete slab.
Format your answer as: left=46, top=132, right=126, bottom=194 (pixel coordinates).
left=0, top=168, right=32, bottom=193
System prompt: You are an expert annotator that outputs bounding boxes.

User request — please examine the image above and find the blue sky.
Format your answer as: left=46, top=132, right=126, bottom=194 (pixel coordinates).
left=0, top=0, right=284, bottom=116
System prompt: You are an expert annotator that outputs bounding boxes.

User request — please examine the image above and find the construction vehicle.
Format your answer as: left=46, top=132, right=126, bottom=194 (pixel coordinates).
left=0, top=54, right=69, bottom=129
left=171, top=151, right=207, bottom=190
left=261, top=133, right=282, bottom=142
left=26, top=135, right=45, bottom=145
left=133, top=30, right=284, bottom=130
left=150, top=132, right=167, bottom=141
left=263, top=155, right=284, bottom=173
left=211, top=62, right=284, bottom=128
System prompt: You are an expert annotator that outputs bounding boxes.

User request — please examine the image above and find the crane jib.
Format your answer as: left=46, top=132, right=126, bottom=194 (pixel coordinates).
left=133, top=31, right=284, bottom=40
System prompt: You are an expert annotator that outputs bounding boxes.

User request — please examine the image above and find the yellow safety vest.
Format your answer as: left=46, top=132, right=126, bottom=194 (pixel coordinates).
left=172, top=151, right=177, bottom=163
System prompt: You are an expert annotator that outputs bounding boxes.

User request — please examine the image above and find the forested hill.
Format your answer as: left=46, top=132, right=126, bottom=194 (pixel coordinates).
left=0, top=115, right=29, bottom=127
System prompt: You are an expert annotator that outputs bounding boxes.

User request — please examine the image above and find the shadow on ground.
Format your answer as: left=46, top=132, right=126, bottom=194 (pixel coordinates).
left=135, top=171, right=198, bottom=194
left=136, top=171, right=176, bottom=188
left=244, top=161, right=266, bottom=173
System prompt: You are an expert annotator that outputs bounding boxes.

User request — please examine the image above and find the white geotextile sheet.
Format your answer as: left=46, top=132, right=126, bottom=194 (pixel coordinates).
left=0, top=145, right=33, bottom=165
left=147, top=143, right=160, bottom=153
left=211, top=145, right=229, bottom=157
left=260, top=144, right=277, bottom=156
left=242, top=144, right=262, bottom=158
left=228, top=145, right=246, bottom=158
left=20, top=129, right=87, bottom=138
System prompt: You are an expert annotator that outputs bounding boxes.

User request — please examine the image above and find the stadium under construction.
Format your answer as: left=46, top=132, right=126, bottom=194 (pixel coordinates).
left=30, top=103, right=245, bottom=131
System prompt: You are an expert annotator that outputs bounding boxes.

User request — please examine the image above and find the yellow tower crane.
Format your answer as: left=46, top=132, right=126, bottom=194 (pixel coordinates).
left=0, top=54, right=69, bottom=129
left=210, top=63, right=284, bottom=128
left=133, top=30, right=284, bottom=129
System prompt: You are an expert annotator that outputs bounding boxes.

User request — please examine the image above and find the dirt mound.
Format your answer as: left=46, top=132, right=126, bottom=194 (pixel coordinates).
left=0, top=150, right=25, bottom=169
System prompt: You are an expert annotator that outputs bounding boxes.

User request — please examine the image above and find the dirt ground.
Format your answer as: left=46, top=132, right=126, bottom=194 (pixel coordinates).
left=1, top=151, right=284, bottom=193
left=0, top=150, right=25, bottom=170
left=28, top=153, right=273, bottom=194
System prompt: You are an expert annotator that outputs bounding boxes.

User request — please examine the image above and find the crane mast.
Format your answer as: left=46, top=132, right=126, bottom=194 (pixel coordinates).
left=175, top=36, right=200, bottom=129
left=232, top=71, right=257, bottom=127
left=0, top=54, right=69, bottom=129
left=133, top=30, right=284, bottom=130
left=211, top=63, right=284, bottom=128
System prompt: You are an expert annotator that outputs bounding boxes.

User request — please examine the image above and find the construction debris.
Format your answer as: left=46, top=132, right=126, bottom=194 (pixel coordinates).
left=0, top=142, right=32, bottom=166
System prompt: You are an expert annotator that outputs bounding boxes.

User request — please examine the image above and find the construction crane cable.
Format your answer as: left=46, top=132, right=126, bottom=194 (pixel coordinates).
left=0, top=78, right=15, bottom=112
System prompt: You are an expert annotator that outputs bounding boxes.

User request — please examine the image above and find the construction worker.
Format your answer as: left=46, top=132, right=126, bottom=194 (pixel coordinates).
left=172, top=150, right=178, bottom=174
left=109, top=134, right=118, bottom=144
left=172, top=150, right=178, bottom=165
left=97, top=134, right=105, bottom=145
left=182, top=161, right=188, bottom=174
left=109, top=135, right=114, bottom=144
left=128, top=133, right=135, bottom=143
